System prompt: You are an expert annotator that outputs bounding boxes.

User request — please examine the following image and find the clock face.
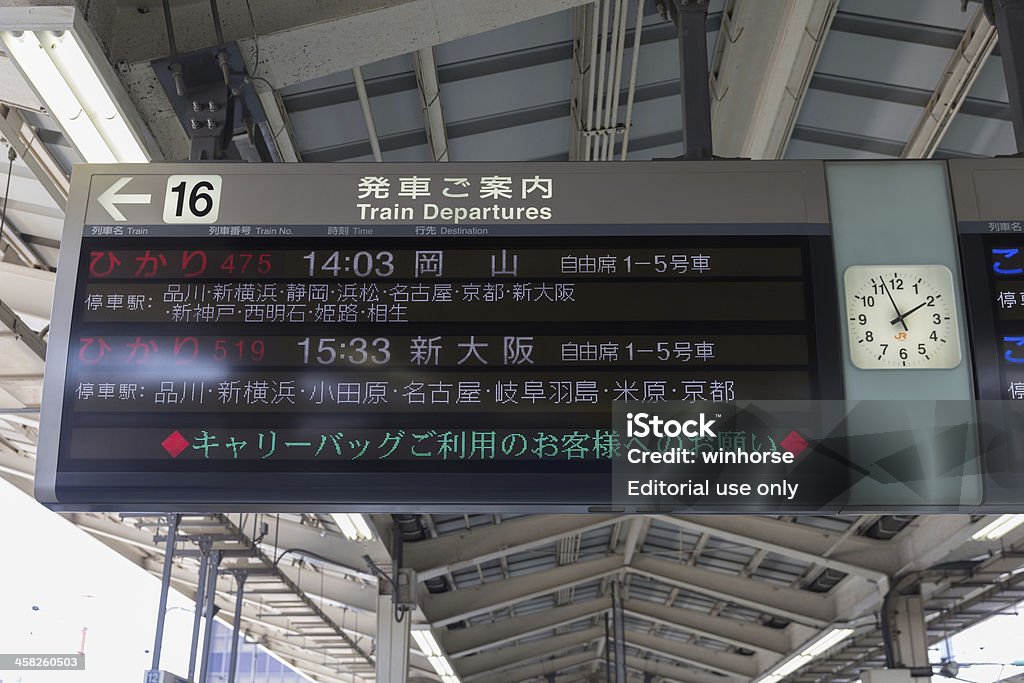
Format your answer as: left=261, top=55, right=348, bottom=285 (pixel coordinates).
left=844, top=265, right=962, bottom=370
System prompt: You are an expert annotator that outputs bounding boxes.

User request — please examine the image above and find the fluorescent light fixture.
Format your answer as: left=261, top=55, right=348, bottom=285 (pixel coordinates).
left=414, top=630, right=460, bottom=682
left=0, top=8, right=154, bottom=163
left=973, top=514, right=1024, bottom=541
left=330, top=513, right=374, bottom=541
left=758, top=628, right=854, bottom=683
left=428, top=655, right=454, bottom=677
left=802, top=628, right=854, bottom=657
left=412, top=629, right=443, bottom=657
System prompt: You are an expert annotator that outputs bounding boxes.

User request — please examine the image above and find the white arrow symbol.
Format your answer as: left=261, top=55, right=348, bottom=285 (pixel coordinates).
left=97, top=177, right=151, bottom=222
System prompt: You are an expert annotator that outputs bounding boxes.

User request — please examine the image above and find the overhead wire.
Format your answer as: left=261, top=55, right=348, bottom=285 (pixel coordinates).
left=0, top=144, right=15, bottom=257
left=243, top=0, right=260, bottom=78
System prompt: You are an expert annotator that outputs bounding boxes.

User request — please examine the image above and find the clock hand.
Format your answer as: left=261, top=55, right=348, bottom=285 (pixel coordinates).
left=880, top=280, right=909, bottom=332
left=890, top=300, right=929, bottom=327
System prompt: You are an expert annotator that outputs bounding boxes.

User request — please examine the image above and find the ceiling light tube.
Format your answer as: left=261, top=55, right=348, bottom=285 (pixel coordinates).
left=0, top=6, right=156, bottom=163
left=330, top=513, right=374, bottom=541
left=41, top=29, right=148, bottom=162
left=758, top=627, right=855, bottom=682
left=428, top=655, right=454, bottom=677
left=0, top=29, right=115, bottom=163
left=801, top=628, right=854, bottom=657
left=412, top=629, right=443, bottom=658
left=973, top=514, right=1024, bottom=541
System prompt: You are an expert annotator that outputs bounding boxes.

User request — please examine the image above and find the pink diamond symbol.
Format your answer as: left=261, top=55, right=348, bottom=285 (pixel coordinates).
left=161, top=431, right=189, bottom=458
left=780, top=430, right=809, bottom=456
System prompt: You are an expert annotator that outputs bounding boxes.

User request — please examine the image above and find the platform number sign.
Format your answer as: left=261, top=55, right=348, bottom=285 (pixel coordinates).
left=162, top=175, right=222, bottom=223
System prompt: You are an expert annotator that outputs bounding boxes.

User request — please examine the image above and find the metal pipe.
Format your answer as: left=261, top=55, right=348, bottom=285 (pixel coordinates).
left=612, top=580, right=627, bottom=683
left=599, top=0, right=622, bottom=160
left=604, top=0, right=630, bottom=159
left=161, top=0, right=177, bottom=56
left=604, top=612, right=611, bottom=683
left=217, top=51, right=231, bottom=87
left=592, top=0, right=611, bottom=161
left=569, top=5, right=587, bottom=160
left=150, top=514, right=179, bottom=671
left=584, top=1, right=601, bottom=160
left=187, top=546, right=210, bottom=680
left=352, top=66, right=384, bottom=162
left=227, top=572, right=247, bottom=683
left=620, top=0, right=646, bottom=159
left=209, top=0, right=225, bottom=45
left=598, top=0, right=619, bottom=160
left=197, top=550, right=221, bottom=683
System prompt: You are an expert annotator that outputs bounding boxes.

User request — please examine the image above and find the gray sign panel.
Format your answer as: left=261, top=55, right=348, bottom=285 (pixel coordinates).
left=950, top=158, right=1024, bottom=509
left=38, top=161, right=844, bottom=511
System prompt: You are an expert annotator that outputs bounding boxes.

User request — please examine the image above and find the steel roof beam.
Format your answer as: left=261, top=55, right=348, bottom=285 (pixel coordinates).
left=407, top=513, right=622, bottom=582
left=459, top=628, right=604, bottom=679
left=482, top=651, right=596, bottom=683
left=460, top=621, right=756, bottom=681
left=653, top=515, right=895, bottom=581
left=258, top=514, right=378, bottom=582
left=902, top=6, right=998, bottom=158
left=895, top=515, right=1024, bottom=573
left=414, top=47, right=449, bottom=162
left=250, top=81, right=301, bottom=162
left=624, top=654, right=736, bottom=683
left=443, top=597, right=613, bottom=657
left=622, top=597, right=790, bottom=656
left=0, top=105, right=68, bottom=210
left=422, top=555, right=623, bottom=626
left=629, top=555, right=835, bottom=627
left=425, top=552, right=846, bottom=631
left=100, top=0, right=593, bottom=158
left=624, top=628, right=756, bottom=679
left=709, top=0, right=838, bottom=159
left=0, top=55, right=42, bottom=111
left=135, top=556, right=376, bottom=682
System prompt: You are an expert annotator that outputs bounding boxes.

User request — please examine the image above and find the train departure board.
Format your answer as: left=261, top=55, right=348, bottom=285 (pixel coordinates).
left=37, top=162, right=843, bottom=511
left=952, top=159, right=1024, bottom=508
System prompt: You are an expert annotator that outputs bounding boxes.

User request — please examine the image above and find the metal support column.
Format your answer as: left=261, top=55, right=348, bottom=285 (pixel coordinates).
left=611, top=580, right=627, bottom=683
left=883, top=590, right=930, bottom=670
left=666, top=0, right=713, bottom=158
left=987, top=0, right=1024, bottom=152
left=187, top=543, right=210, bottom=681
left=150, top=514, right=179, bottom=672
left=376, top=524, right=410, bottom=682
left=197, top=550, right=222, bottom=683
left=604, top=612, right=612, bottom=683
left=375, top=587, right=410, bottom=681
left=227, top=571, right=247, bottom=683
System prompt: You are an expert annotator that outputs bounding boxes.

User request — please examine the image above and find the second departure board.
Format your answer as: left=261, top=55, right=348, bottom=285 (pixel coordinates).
left=952, top=159, right=1024, bottom=509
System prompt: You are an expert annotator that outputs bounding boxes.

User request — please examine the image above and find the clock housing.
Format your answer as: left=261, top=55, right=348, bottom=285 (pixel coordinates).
left=844, top=265, right=962, bottom=370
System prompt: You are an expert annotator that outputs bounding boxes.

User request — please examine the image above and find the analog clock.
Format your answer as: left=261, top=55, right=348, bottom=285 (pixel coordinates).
left=844, top=265, right=961, bottom=369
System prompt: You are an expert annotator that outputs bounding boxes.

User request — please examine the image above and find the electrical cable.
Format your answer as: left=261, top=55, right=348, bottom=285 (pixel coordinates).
left=243, top=0, right=260, bottom=78
left=362, top=553, right=408, bottom=622
left=239, top=76, right=289, bottom=143
left=0, top=145, right=15, bottom=257
left=161, top=0, right=177, bottom=55
left=209, top=0, right=225, bottom=44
